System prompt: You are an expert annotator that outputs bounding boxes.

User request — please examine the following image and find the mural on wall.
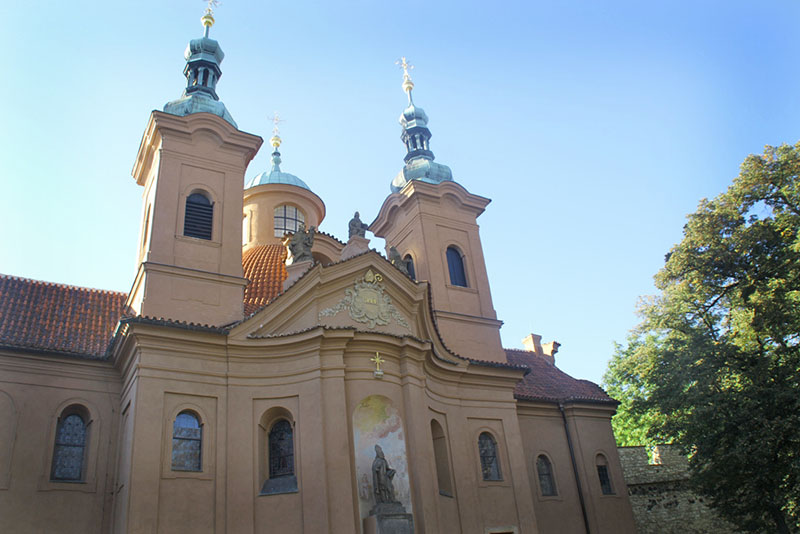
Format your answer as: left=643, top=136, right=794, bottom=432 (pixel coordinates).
left=352, top=395, right=412, bottom=519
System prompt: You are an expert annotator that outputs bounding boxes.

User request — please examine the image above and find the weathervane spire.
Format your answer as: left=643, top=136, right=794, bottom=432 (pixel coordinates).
left=396, top=56, right=415, bottom=104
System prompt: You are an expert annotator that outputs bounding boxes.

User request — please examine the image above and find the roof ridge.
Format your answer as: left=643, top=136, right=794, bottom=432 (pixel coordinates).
left=0, top=273, right=128, bottom=297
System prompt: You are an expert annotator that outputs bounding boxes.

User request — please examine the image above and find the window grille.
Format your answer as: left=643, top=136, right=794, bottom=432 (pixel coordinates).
left=51, top=413, right=87, bottom=481
left=172, top=411, right=202, bottom=471
left=446, top=246, right=467, bottom=287
left=184, top=193, right=213, bottom=240
left=274, top=205, right=305, bottom=238
left=478, top=432, right=502, bottom=481
left=536, top=455, right=558, bottom=496
left=269, top=420, right=294, bottom=478
left=596, top=455, right=614, bottom=495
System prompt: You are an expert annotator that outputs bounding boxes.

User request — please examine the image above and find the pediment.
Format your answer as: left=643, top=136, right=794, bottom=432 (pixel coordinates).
left=230, top=252, right=434, bottom=343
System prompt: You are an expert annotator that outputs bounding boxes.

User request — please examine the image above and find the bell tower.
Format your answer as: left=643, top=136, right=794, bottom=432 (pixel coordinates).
left=127, top=7, right=262, bottom=326
left=371, top=60, right=505, bottom=362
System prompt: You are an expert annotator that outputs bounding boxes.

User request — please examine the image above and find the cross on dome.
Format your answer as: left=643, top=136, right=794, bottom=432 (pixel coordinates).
left=396, top=56, right=415, bottom=102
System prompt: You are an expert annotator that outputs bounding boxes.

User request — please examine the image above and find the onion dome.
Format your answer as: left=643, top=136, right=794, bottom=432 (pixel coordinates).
left=390, top=57, right=453, bottom=193
left=245, top=132, right=311, bottom=190
left=163, top=5, right=237, bottom=127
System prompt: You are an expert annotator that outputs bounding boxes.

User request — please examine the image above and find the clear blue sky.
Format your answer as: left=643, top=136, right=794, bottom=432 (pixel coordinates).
left=2, top=1, right=799, bottom=385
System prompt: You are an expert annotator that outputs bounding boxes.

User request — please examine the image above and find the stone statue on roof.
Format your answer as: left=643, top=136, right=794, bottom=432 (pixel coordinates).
left=287, top=223, right=315, bottom=263
left=349, top=211, right=369, bottom=239
left=388, top=247, right=409, bottom=275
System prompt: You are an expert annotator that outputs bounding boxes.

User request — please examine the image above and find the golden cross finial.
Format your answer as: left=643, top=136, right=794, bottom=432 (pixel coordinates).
left=397, top=57, right=414, bottom=78
left=371, top=352, right=385, bottom=378
left=271, top=112, right=285, bottom=137
left=396, top=57, right=415, bottom=96
left=201, top=0, right=219, bottom=33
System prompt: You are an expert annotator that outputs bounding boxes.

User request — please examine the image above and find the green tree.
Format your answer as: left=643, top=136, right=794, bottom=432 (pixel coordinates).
left=604, top=143, right=800, bottom=533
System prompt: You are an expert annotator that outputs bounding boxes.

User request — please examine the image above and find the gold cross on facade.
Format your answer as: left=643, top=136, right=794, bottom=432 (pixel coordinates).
left=205, top=0, right=220, bottom=13
left=371, top=352, right=385, bottom=378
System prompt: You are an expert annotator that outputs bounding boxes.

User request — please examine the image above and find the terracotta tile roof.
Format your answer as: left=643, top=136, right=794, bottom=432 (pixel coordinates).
left=505, top=349, right=617, bottom=405
left=0, top=274, right=129, bottom=359
left=242, top=245, right=287, bottom=316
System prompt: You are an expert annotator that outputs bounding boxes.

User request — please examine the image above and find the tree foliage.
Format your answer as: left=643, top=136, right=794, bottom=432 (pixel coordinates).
left=604, top=143, right=800, bottom=533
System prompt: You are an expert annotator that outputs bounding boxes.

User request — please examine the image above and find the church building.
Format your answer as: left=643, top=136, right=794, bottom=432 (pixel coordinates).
left=0, top=8, right=637, bottom=534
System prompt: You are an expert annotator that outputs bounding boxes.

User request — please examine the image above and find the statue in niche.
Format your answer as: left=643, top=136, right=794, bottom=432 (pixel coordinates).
left=388, top=247, right=409, bottom=275
left=372, top=444, right=398, bottom=504
left=349, top=211, right=369, bottom=238
left=359, top=473, right=371, bottom=500
left=288, top=223, right=315, bottom=263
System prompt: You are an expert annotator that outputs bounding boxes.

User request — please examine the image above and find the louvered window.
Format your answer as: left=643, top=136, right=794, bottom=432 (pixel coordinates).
left=51, top=411, right=87, bottom=481
left=184, top=193, right=213, bottom=240
left=446, top=246, right=467, bottom=287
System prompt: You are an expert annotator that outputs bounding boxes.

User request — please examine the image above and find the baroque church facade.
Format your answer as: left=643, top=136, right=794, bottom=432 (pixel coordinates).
left=0, top=10, right=637, bottom=534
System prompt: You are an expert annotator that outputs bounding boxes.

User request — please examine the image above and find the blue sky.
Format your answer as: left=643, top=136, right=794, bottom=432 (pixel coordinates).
left=2, top=1, right=799, bottom=384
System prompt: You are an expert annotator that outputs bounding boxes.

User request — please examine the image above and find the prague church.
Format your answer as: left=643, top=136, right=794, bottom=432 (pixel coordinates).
left=0, top=7, right=637, bottom=534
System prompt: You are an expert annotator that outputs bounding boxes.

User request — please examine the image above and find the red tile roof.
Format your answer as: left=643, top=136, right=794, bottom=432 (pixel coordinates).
left=0, top=274, right=129, bottom=358
left=242, top=244, right=288, bottom=316
left=506, top=349, right=616, bottom=405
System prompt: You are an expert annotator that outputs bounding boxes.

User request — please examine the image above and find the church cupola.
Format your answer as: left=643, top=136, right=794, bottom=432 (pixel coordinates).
left=243, top=117, right=325, bottom=251
left=163, top=3, right=237, bottom=127
left=391, top=58, right=453, bottom=193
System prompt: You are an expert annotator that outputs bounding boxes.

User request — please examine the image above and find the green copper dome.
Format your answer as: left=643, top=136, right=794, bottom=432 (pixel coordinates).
left=245, top=150, right=311, bottom=191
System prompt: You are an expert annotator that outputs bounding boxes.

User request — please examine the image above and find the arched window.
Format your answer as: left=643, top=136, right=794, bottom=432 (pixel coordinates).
left=184, top=192, right=213, bottom=240
left=404, top=254, right=416, bottom=280
left=536, top=455, right=558, bottom=496
left=268, top=419, right=294, bottom=478
left=446, top=246, right=467, bottom=287
left=172, top=411, right=202, bottom=472
left=431, top=420, right=453, bottom=496
left=596, top=454, right=614, bottom=495
left=274, top=205, right=305, bottom=238
left=51, top=407, right=88, bottom=481
left=478, top=432, right=502, bottom=481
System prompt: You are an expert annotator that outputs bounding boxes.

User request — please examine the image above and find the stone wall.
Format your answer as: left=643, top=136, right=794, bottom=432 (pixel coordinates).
left=617, top=445, right=740, bottom=534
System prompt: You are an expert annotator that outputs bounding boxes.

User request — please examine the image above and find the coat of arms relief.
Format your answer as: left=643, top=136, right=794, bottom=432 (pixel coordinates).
left=319, top=269, right=410, bottom=330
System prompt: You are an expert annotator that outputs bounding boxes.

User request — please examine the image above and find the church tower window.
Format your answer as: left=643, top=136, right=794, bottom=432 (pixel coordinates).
left=404, top=254, right=416, bottom=280
left=274, top=205, right=305, bottom=238
left=172, top=411, right=202, bottom=471
left=536, top=454, right=558, bottom=496
left=478, top=432, right=502, bottom=481
left=446, top=246, right=467, bottom=287
left=183, top=192, right=214, bottom=240
left=51, top=407, right=88, bottom=481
